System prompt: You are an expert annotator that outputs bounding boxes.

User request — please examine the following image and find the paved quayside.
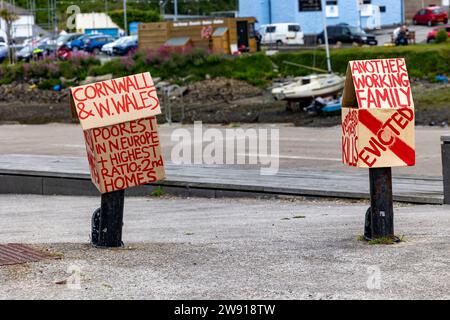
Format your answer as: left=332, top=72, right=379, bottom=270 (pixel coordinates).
left=1, top=195, right=450, bottom=299
left=0, top=154, right=443, bottom=204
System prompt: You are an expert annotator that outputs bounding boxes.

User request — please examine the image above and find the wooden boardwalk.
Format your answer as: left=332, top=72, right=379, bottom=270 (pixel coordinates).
left=0, top=154, right=443, bottom=204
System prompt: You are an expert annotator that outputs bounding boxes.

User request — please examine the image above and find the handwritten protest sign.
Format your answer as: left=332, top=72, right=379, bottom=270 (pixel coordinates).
left=70, top=72, right=161, bottom=131
left=70, top=72, right=165, bottom=193
left=341, top=58, right=415, bottom=168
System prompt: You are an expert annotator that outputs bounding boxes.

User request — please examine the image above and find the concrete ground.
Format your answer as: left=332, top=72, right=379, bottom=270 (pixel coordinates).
left=1, top=194, right=450, bottom=300
left=0, top=123, right=447, bottom=177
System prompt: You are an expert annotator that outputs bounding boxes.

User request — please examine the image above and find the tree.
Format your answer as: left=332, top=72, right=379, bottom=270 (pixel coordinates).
left=0, top=8, right=19, bottom=63
left=109, top=9, right=161, bottom=32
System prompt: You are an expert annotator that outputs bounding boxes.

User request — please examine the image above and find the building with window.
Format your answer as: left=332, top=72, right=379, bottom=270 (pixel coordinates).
left=239, top=0, right=404, bottom=35
left=0, top=1, right=36, bottom=42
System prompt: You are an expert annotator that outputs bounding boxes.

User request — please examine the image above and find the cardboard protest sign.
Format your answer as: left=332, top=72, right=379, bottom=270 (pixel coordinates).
left=341, top=58, right=415, bottom=168
left=70, top=72, right=165, bottom=193
left=70, top=72, right=161, bottom=131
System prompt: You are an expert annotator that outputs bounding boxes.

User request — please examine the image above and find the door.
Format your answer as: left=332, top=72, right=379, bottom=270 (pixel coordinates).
left=340, top=27, right=352, bottom=43
left=417, top=9, right=426, bottom=23
left=237, top=21, right=249, bottom=49
left=263, top=25, right=276, bottom=44
left=287, top=25, right=303, bottom=44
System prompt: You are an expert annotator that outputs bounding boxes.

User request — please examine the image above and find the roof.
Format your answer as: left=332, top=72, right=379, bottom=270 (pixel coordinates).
left=0, top=1, right=32, bottom=16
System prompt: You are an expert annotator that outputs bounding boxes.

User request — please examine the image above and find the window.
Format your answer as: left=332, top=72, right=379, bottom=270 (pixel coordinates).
left=341, top=27, right=350, bottom=35
left=327, top=26, right=337, bottom=35
left=265, top=26, right=276, bottom=33
left=249, top=23, right=256, bottom=38
left=363, top=0, right=371, bottom=4
left=379, top=6, right=386, bottom=13
left=288, top=25, right=301, bottom=32
left=326, top=0, right=337, bottom=4
left=299, top=0, right=322, bottom=12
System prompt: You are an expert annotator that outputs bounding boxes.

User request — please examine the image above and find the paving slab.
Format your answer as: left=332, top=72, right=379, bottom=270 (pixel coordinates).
left=1, top=195, right=450, bottom=299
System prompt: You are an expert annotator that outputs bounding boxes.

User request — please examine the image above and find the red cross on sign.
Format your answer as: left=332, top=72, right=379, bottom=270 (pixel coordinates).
left=341, top=58, right=415, bottom=168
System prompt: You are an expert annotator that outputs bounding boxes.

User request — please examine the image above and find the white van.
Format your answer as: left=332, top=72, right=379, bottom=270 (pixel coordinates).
left=260, top=23, right=304, bottom=45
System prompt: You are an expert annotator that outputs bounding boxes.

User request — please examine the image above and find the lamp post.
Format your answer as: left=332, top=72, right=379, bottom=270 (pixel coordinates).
left=174, top=0, right=178, bottom=21
left=123, top=0, right=128, bottom=35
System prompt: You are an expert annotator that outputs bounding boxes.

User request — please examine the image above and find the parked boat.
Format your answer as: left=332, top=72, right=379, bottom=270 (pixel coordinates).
left=272, top=73, right=345, bottom=101
left=304, top=96, right=342, bottom=115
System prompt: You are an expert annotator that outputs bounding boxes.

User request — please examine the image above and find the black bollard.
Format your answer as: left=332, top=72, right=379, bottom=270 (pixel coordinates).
left=441, top=136, right=450, bottom=205
left=364, top=167, right=394, bottom=240
left=91, top=189, right=125, bottom=248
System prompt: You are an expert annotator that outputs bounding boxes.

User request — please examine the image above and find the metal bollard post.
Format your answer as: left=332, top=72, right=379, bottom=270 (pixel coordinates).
left=441, top=136, right=450, bottom=204
left=364, top=167, right=394, bottom=240
left=91, top=189, right=125, bottom=248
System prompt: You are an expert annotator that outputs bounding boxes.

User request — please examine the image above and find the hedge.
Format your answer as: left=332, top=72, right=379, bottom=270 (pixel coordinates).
left=0, top=44, right=449, bottom=88
left=272, top=44, right=450, bottom=79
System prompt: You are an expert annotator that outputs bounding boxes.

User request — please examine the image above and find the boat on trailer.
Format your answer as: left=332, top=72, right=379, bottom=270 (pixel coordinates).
left=272, top=73, right=345, bottom=101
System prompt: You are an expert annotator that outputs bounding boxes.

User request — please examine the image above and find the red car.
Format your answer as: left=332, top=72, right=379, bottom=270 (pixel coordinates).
left=413, top=6, right=448, bottom=26
left=427, top=25, right=450, bottom=42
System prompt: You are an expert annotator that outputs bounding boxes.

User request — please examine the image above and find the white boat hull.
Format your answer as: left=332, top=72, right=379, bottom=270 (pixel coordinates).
left=272, top=74, right=345, bottom=101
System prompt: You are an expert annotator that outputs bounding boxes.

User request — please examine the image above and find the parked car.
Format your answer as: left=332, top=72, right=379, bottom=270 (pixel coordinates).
left=317, top=24, right=378, bottom=45
left=16, top=44, right=34, bottom=62
left=259, top=23, right=304, bottom=45
left=37, top=37, right=58, bottom=55
left=16, top=37, right=56, bottom=62
left=0, top=43, right=8, bottom=63
left=101, top=37, right=127, bottom=55
left=84, top=35, right=114, bottom=54
left=427, top=25, right=450, bottom=42
left=56, top=33, right=82, bottom=49
left=67, top=35, right=89, bottom=51
left=113, top=36, right=138, bottom=55
left=413, top=6, right=448, bottom=26
left=56, top=46, right=72, bottom=60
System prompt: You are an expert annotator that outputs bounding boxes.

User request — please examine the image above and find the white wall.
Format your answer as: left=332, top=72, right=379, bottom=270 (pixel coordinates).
left=0, top=14, right=34, bottom=40
left=75, top=13, right=120, bottom=32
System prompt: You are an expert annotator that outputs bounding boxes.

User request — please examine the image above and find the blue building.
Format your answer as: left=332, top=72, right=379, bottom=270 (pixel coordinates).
left=239, top=0, right=404, bottom=35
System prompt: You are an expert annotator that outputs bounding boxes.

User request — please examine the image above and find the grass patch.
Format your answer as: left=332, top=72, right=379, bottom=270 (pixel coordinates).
left=414, top=86, right=450, bottom=109
left=357, top=234, right=406, bottom=245
left=151, top=186, right=164, bottom=197
left=357, top=235, right=366, bottom=242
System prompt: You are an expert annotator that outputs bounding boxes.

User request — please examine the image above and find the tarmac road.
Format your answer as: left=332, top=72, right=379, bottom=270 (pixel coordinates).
left=0, top=123, right=448, bottom=177
left=1, top=194, right=450, bottom=299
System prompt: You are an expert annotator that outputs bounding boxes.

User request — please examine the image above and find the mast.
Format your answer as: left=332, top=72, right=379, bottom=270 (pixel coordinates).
left=321, top=0, right=332, bottom=73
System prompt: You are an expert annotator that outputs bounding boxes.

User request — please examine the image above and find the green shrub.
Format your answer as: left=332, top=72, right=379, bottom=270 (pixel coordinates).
left=37, top=78, right=61, bottom=90
left=88, top=48, right=276, bottom=86
left=1, top=43, right=448, bottom=89
left=109, top=9, right=160, bottom=30
left=435, top=29, right=449, bottom=43
left=271, top=44, right=450, bottom=79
